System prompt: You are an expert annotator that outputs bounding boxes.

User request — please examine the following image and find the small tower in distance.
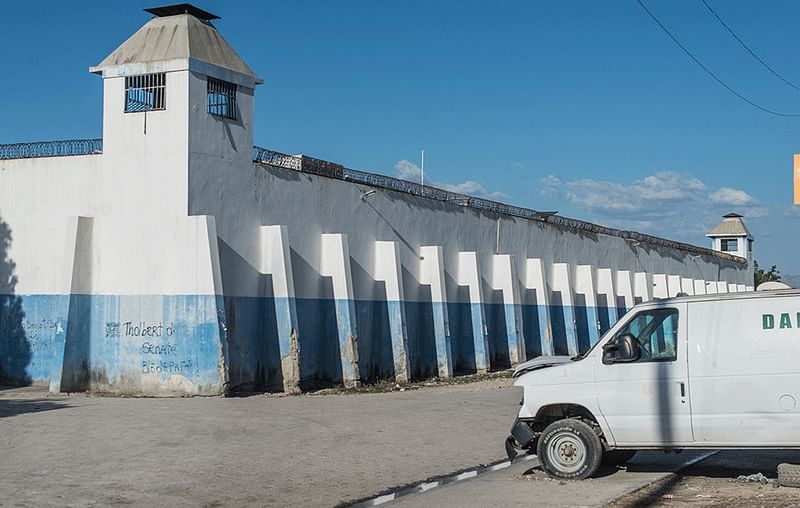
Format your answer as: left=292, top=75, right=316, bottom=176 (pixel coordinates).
left=707, top=212, right=753, bottom=268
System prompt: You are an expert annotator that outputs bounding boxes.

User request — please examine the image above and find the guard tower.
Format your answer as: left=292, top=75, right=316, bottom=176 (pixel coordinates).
left=707, top=212, right=753, bottom=265
left=89, top=3, right=262, bottom=218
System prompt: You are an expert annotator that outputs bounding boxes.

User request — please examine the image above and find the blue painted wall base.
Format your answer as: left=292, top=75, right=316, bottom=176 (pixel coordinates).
left=0, top=294, right=227, bottom=395
left=2, top=293, right=627, bottom=393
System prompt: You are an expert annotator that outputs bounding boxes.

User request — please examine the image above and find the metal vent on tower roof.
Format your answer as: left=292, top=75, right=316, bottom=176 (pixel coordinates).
left=91, top=3, right=261, bottom=84
left=144, top=4, right=219, bottom=21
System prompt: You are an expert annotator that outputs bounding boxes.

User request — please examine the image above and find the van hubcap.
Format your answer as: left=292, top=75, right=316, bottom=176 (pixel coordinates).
left=547, top=431, right=586, bottom=473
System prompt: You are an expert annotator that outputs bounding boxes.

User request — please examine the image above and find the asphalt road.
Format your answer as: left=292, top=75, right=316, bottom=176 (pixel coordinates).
left=388, top=450, right=714, bottom=507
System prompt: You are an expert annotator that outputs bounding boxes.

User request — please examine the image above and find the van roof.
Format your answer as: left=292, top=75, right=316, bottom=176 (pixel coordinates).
left=648, top=288, right=800, bottom=305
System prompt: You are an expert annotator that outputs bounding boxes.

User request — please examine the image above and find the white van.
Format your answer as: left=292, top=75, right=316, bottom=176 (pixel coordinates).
left=505, top=289, right=800, bottom=480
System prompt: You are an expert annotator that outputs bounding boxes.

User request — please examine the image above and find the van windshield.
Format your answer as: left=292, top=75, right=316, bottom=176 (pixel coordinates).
left=571, top=307, right=679, bottom=362
left=618, top=309, right=678, bottom=361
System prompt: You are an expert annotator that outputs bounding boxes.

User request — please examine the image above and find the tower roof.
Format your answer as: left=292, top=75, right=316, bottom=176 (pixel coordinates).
left=143, top=4, right=219, bottom=20
left=90, top=7, right=261, bottom=84
left=706, top=212, right=751, bottom=237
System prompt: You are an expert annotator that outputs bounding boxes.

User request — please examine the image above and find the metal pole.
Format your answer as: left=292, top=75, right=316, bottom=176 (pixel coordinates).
left=421, top=148, right=424, bottom=187
left=496, top=218, right=501, bottom=254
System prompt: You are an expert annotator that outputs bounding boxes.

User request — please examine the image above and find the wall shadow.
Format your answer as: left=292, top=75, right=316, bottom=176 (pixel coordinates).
left=0, top=215, right=31, bottom=386
left=313, top=276, right=344, bottom=385
left=615, top=295, right=628, bottom=321
left=521, top=289, right=544, bottom=360
left=484, top=287, right=511, bottom=370
left=448, top=286, right=477, bottom=375
left=354, top=295, right=395, bottom=382
left=403, top=264, right=438, bottom=380
left=0, top=398, right=69, bottom=418
left=597, top=294, right=611, bottom=335
left=674, top=450, right=800, bottom=478
left=258, top=274, right=284, bottom=391
left=351, top=260, right=394, bottom=382
left=573, top=294, right=591, bottom=353
left=218, top=239, right=285, bottom=392
left=361, top=198, right=418, bottom=256
left=549, top=292, right=570, bottom=355
left=60, top=294, right=91, bottom=392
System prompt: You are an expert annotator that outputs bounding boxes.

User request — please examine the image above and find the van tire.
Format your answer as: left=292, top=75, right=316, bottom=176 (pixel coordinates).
left=603, top=450, right=637, bottom=466
left=778, top=463, right=800, bottom=488
left=537, top=419, right=602, bottom=480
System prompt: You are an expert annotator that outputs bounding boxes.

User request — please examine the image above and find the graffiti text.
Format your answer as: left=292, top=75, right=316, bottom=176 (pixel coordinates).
left=123, top=321, right=175, bottom=338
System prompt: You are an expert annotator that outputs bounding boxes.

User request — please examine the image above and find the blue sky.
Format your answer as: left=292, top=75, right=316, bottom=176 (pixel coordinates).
left=1, top=1, right=799, bottom=276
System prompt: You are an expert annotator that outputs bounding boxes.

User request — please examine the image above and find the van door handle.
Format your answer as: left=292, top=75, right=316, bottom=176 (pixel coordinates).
left=679, top=382, right=686, bottom=397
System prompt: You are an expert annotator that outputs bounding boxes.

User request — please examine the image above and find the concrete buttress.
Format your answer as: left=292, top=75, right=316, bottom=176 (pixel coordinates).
left=419, top=246, right=452, bottom=378
left=524, top=258, right=554, bottom=357
left=653, top=274, right=669, bottom=299
left=596, top=268, right=617, bottom=335
left=491, top=254, right=525, bottom=365
left=634, top=272, right=653, bottom=303
left=259, top=225, right=301, bottom=393
left=574, top=265, right=600, bottom=346
left=320, top=234, right=361, bottom=388
left=550, top=263, right=578, bottom=356
left=615, top=270, right=634, bottom=319
left=456, top=252, right=490, bottom=373
left=373, top=241, right=410, bottom=383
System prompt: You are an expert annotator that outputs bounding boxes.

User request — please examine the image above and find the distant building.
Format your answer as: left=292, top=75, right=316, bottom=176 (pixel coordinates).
left=706, top=213, right=753, bottom=272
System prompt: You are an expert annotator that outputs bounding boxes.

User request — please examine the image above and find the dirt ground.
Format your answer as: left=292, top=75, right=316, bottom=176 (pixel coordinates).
left=0, top=378, right=521, bottom=507
left=611, top=450, right=800, bottom=508
left=5, top=380, right=800, bottom=507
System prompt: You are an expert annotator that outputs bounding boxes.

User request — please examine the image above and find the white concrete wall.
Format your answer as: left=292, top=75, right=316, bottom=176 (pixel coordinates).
left=0, top=155, right=103, bottom=294
left=0, top=41, right=752, bottom=392
left=181, top=157, right=750, bottom=384
left=101, top=72, right=190, bottom=219
left=189, top=163, right=749, bottom=301
left=0, top=67, right=228, bottom=395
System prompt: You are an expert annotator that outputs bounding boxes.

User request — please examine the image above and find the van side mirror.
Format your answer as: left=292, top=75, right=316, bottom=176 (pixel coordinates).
left=602, top=333, right=641, bottom=364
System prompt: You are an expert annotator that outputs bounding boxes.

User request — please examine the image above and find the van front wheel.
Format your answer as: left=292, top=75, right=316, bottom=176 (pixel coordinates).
left=536, top=419, right=602, bottom=480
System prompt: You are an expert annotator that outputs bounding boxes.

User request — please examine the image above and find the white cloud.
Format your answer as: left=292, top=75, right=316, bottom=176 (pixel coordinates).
left=543, top=171, right=714, bottom=218
left=709, top=187, right=757, bottom=206
left=542, top=174, right=561, bottom=187
left=634, top=172, right=706, bottom=201
left=784, top=206, right=800, bottom=219
left=439, top=180, right=486, bottom=194
left=394, top=159, right=422, bottom=180
left=545, top=170, right=767, bottom=240
left=439, top=180, right=510, bottom=200
left=742, top=206, right=769, bottom=218
left=540, top=174, right=562, bottom=199
left=393, top=160, right=507, bottom=200
left=565, top=178, right=637, bottom=212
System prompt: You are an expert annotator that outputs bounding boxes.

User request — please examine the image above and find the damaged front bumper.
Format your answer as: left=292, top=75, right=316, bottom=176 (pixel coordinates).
left=505, top=418, right=536, bottom=461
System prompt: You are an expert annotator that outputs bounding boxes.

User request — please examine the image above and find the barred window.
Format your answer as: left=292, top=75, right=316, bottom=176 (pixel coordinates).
left=125, top=73, right=166, bottom=112
left=721, top=238, right=738, bottom=252
left=207, top=77, right=237, bottom=120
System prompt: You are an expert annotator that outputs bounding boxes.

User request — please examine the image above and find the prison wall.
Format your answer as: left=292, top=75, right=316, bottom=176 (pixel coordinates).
left=0, top=6, right=752, bottom=395
left=187, top=157, right=749, bottom=392
left=0, top=145, right=751, bottom=394
left=0, top=117, right=228, bottom=395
